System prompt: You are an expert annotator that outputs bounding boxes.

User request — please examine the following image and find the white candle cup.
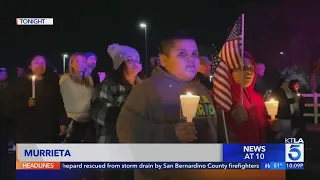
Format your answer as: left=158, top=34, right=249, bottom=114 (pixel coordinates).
left=32, top=75, right=36, bottom=98
left=265, top=98, right=279, bottom=120
left=180, top=92, right=200, bottom=122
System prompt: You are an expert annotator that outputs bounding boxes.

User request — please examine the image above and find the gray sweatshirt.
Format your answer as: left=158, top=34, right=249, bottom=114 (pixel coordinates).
left=117, top=67, right=229, bottom=180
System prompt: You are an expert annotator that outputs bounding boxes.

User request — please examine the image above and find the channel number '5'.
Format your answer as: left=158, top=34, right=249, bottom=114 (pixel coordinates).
left=288, top=145, right=301, bottom=161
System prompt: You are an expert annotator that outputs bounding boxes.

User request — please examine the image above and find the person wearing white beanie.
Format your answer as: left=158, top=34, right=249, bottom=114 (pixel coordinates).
left=107, top=44, right=138, bottom=69
left=92, top=43, right=142, bottom=180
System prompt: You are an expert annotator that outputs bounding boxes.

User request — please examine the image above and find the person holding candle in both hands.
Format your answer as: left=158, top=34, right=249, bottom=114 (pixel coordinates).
left=5, top=55, right=69, bottom=143
left=117, top=32, right=231, bottom=180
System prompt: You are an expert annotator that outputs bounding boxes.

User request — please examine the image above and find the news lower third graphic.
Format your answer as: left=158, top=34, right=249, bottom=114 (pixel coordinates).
left=16, top=143, right=305, bottom=171
left=16, top=18, right=53, bottom=25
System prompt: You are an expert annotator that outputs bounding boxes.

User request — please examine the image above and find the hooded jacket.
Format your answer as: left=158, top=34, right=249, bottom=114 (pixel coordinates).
left=225, top=52, right=270, bottom=143
left=117, top=66, right=230, bottom=180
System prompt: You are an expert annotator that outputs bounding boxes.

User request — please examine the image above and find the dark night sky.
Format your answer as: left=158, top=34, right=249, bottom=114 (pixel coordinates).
left=8, top=1, right=245, bottom=73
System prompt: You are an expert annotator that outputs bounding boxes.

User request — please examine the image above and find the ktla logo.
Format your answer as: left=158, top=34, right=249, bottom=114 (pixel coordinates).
left=285, top=144, right=304, bottom=162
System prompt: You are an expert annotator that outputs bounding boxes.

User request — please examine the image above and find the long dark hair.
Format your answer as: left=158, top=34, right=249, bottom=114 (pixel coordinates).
left=108, top=62, right=143, bottom=85
left=23, top=54, right=58, bottom=82
left=108, top=63, right=128, bottom=85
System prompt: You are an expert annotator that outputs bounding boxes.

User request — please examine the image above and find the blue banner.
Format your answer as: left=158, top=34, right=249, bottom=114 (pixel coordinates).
left=223, top=144, right=285, bottom=162
left=286, top=162, right=304, bottom=170
left=260, top=162, right=304, bottom=170
left=16, top=170, right=77, bottom=180
left=260, top=162, right=286, bottom=170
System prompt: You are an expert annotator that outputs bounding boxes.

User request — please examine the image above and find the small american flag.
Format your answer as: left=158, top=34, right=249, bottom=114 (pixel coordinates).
left=219, top=16, right=243, bottom=70
left=212, top=56, right=232, bottom=112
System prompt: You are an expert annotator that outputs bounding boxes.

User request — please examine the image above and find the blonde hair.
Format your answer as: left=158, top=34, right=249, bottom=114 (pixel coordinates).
left=68, top=52, right=91, bottom=87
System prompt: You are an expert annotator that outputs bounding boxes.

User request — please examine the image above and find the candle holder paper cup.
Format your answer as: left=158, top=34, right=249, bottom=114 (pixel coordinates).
left=180, top=93, right=200, bottom=122
left=264, top=99, right=279, bottom=120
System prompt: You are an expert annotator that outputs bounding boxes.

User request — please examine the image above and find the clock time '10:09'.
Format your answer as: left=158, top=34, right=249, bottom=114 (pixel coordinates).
left=286, top=162, right=304, bottom=170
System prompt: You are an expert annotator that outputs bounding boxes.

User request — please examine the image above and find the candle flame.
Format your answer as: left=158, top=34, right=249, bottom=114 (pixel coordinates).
left=297, top=93, right=301, bottom=96
left=32, top=75, right=36, bottom=80
left=186, top=92, right=192, bottom=96
left=269, top=98, right=275, bottom=102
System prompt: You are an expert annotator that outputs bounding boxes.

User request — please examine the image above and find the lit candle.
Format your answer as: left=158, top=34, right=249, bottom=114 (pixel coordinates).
left=32, top=75, right=36, bottom=98
left=180, top=92, right=200, bottom=122
left=264, top=98, right=279, bottom=120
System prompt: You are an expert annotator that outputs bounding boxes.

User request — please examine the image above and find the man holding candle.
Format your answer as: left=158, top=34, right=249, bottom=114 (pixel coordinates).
left=117, top=32, right=230, bottom=180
